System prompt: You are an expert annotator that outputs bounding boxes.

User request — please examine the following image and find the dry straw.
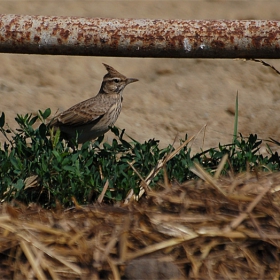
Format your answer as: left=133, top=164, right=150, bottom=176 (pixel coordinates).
left=1, top=165, right=280, bottom=279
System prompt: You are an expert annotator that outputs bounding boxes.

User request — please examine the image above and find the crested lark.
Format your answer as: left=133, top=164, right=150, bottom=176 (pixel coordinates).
left=49, top=63, right=138, bottom=144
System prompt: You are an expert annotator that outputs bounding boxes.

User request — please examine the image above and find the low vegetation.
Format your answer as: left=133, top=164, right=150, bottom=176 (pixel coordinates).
left=0, top=108, right=279, bottom=208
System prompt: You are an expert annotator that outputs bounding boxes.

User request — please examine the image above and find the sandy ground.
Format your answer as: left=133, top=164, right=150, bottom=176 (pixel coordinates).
left=1, top=1, right=280, bottom=153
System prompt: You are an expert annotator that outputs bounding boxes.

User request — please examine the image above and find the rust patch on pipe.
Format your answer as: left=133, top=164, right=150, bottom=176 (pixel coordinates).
left=0, top=14, right=279, bottom=58
left=211, top=40, right=225, bottom=49
left=33, top=35, right=40, bottom=43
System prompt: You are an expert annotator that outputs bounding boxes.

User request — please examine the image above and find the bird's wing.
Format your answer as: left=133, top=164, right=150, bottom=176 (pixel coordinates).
left=52, top=97, right=114, bottom=127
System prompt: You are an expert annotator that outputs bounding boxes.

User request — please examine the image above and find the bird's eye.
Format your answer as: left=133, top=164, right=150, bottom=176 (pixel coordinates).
left=113, top=79, right=120, bottom=83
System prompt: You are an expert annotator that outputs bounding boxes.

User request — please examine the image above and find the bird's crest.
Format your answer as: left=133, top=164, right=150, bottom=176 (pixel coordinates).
left=102, top=63, right=126, bottom=80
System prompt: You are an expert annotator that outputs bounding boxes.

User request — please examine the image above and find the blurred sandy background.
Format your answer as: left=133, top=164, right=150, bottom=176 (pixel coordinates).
left=0, top=1, right=280, bottom=152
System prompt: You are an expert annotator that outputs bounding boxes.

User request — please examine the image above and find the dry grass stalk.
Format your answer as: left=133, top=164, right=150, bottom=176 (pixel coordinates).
left=97, top=179, right=109, bottom=203
left=125, top=135, right=194, bottom=203
left=1, top=171, right=280, bottom=278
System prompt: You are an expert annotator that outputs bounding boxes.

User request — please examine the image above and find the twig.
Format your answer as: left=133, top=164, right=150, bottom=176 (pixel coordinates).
left=190, top=162, right=227, bottom=197
left=247, top=59, right=280, bottom=75
left=224, top=182, right=272, bottom=232
left=97, top=179, right=109, bottom=203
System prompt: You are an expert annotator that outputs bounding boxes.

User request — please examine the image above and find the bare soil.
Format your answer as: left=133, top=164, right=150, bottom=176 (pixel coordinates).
left=1, top=1, right=280, bottom=153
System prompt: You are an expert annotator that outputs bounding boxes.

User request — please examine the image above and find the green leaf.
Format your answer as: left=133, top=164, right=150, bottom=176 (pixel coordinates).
left=29, top=115, right=38, bottom=126
left=110, top=126, right=119, bottom=137
left=0, top=112, right=5, bottom=128
left=52, top=128, right=61, bottom=148
left=10, top=157, right=20, bottom=170
left=39, top=123, right=47, bottom=137
left=13, top=179, right=24, bottom=190
left=40, top=108, right=51, bottom=120
left=62, top=165, right=76, bottom=172
left=52, top=150, right=61, bottom=162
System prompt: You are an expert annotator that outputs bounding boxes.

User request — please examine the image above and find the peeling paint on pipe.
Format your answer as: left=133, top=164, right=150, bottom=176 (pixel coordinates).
left=0, top=14, right=279, bottom=58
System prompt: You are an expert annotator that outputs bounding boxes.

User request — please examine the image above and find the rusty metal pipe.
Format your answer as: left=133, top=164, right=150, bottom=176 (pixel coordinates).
left=0, top=14, right=279, bottom=58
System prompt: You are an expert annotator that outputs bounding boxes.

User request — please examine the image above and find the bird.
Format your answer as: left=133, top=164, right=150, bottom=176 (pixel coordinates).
left=49, top=63, right=138, bottom=144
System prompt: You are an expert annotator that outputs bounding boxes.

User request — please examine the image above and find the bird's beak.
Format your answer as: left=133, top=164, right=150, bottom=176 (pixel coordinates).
left=126, top=78, right=139, bottom=85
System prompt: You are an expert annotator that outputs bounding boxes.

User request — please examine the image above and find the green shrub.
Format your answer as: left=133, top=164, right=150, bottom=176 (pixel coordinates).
left=0, top=109, right=279, bottom=208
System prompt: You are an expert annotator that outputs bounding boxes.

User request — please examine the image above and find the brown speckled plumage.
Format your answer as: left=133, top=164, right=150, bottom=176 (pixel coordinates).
left=49, top=64, right=138, bottom=143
